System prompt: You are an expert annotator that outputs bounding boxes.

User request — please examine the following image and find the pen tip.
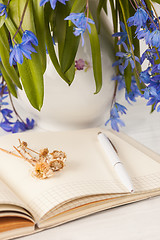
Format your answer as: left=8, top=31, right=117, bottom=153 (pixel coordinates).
left=98, top=131, right=102, bottom=135
left=131, top=189, right=134, bottom=193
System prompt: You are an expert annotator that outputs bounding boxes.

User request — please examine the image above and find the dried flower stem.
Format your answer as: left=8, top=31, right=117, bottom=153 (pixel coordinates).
left=13, top=146, right=35, bottom=166
left=0, top=147, right=23, bottom=159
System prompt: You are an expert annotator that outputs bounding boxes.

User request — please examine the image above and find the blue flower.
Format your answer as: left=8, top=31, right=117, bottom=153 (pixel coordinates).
left=112, top=59, right=124, bottom=74
left=12, top=118, right=34, bottom=133
left=150, top=75, right=160, bottom=91
left=146, top=93, right=160, bottom=110
left=157, top=104, right=160, bottom=112
left=140, top=48, right=155, bottom=65
left=1, top=108, right=13, bottom=119
left=112, top=22, right=129, bottom=45
left=0, top=121, right=13, bottom=132
left=112, top=74, right=126, bottom=90
left=115, top=102, right=127, bottom=114
left=12, top=120, right=26, bottom=133
left=22, top=30, right=38, bottom=46
left=40, top=0, right=68, bottom=10
left=151, top=64, right=160, bottom=75
left=105, top=106, right=125, bottom=132
left=25, top=118, right=35, bottom=129
left=139, top=68, right=151, bottom=84
left=65, top=13, right=94, bottom=46
left=0, top=3, right=7, bottom=18
left=115, top=42, right=140, bottom=72
left=147, top=30, right=160, bottom=48
left=0, top=96, right=9, bottom=106
left=136, top=27, right=149, bottom=40
left=142, top=86, right=157, bottom=100
left=9, top=42, right=37, bottom=66
left=127, top=7, right=149, bottom=33
left=125, top=77, right=141, bottom=104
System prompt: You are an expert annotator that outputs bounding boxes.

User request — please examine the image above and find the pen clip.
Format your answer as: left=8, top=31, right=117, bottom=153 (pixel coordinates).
left=98, top=132, right=118, bottom=153
left=108, top=138, right=118, bottom=153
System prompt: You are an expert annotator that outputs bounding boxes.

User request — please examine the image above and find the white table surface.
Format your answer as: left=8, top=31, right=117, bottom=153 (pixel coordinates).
left=7, top=97, right=159, bottom=240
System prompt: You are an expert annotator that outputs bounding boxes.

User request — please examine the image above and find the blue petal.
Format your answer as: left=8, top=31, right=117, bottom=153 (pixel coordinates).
left=40, top=0, right=49, bottom=6
left=0, top=121, right=12, bottom=132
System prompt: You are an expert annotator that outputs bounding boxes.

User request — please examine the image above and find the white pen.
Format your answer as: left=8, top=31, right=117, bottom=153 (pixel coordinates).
left=97, top=132, right=134, bottom=193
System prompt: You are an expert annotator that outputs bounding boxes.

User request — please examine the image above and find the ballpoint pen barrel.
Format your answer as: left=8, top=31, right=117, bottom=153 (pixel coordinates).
left=97, top=132, right=134, bottom=193
left=114, top=163, right=134, bottom=192
left=97, top=132, right=121, bottom=166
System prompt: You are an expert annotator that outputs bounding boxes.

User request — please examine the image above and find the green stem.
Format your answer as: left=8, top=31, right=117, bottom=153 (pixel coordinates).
left=12, top=0, right=29, bottom=42
left=8, top=90, right=26, bottom=124
left=148, top=0, right=160, bottom=30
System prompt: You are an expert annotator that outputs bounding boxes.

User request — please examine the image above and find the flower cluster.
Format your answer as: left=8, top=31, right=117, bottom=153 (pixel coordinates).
left=10, top=30, right=38, bottom=66
left=106, top=1, right=160, bottom=131
left=1, top=0, right=160, bottom=134
left=65, top=13, right=94, bottom=46
left=40, top=1, right=94, bottom=46
left=0, top=0, right=95, bottom=133
left=0, top=79, right=34, bottom=133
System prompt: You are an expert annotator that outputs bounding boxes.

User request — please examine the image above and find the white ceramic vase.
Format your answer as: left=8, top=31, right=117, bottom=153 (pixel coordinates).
left=15, top=5, right=115, bottom=131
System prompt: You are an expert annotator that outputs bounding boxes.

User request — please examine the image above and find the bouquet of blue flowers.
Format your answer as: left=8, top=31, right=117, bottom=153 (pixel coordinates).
left=0, top=0, right=160, bottom=132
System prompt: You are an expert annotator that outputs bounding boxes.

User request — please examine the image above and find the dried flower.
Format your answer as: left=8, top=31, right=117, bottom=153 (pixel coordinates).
left=0, top=140, right=67, bottom=179
left=33, top=161, right=52, bottom=179
left=50, top=150, right=67, bottom=161
left=39, top=148, right=49, bottom=157
left=50, top=160, right=64, bottom=171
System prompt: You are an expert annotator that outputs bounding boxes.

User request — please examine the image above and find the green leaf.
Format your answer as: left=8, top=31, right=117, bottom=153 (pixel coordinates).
left=5, top=0, right=44, bottom=110
left=0, top=0, right=44, bottom=109
left=0, top=15, right=5, bottom=28
left=60, top=25, right=80, bottom=73
left=32, top=0, right=47, bottom=74
left=44, top=4, right=71, bottom=85
left=88, top=12, right=102, bottom=94
left=124, top=64, right=131, bottom=93
left=17, top=0, right=35, bottom=31
left=97, top=0, right=107, bottom=33
left=17, top=53, right=44, bottom=110
left=55, top=2, right=68, bottom=63
left=0, top=62, right=17, bottom=97
left=0, top=25, right=22, bottom=89
left=118, top=0, right=133, bottom=92
left=4, top=17, right=22, bottom=43
left=70, top=0, right=86, bottom=13
left=17, top=0, right=44, bottom=110
left=54, top=2, right=80, bottom=73
left=7, top=0, right=20, bottom=29
left=103, top=1, right=108, bottom=15
left=65, top=61, right=75, bottom=84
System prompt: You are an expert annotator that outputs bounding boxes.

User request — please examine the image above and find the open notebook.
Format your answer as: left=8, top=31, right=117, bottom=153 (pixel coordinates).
left=0, top=128, right=160, bottom=240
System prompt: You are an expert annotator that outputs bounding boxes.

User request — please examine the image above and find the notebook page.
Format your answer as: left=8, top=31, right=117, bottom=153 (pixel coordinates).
left=0, top=129, right=159, bottom=221
left=0, top=179, right=27, bottom=210
left=106, top=131, right=160, bottom=190
left=0, top=129, right=128, bottom=221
